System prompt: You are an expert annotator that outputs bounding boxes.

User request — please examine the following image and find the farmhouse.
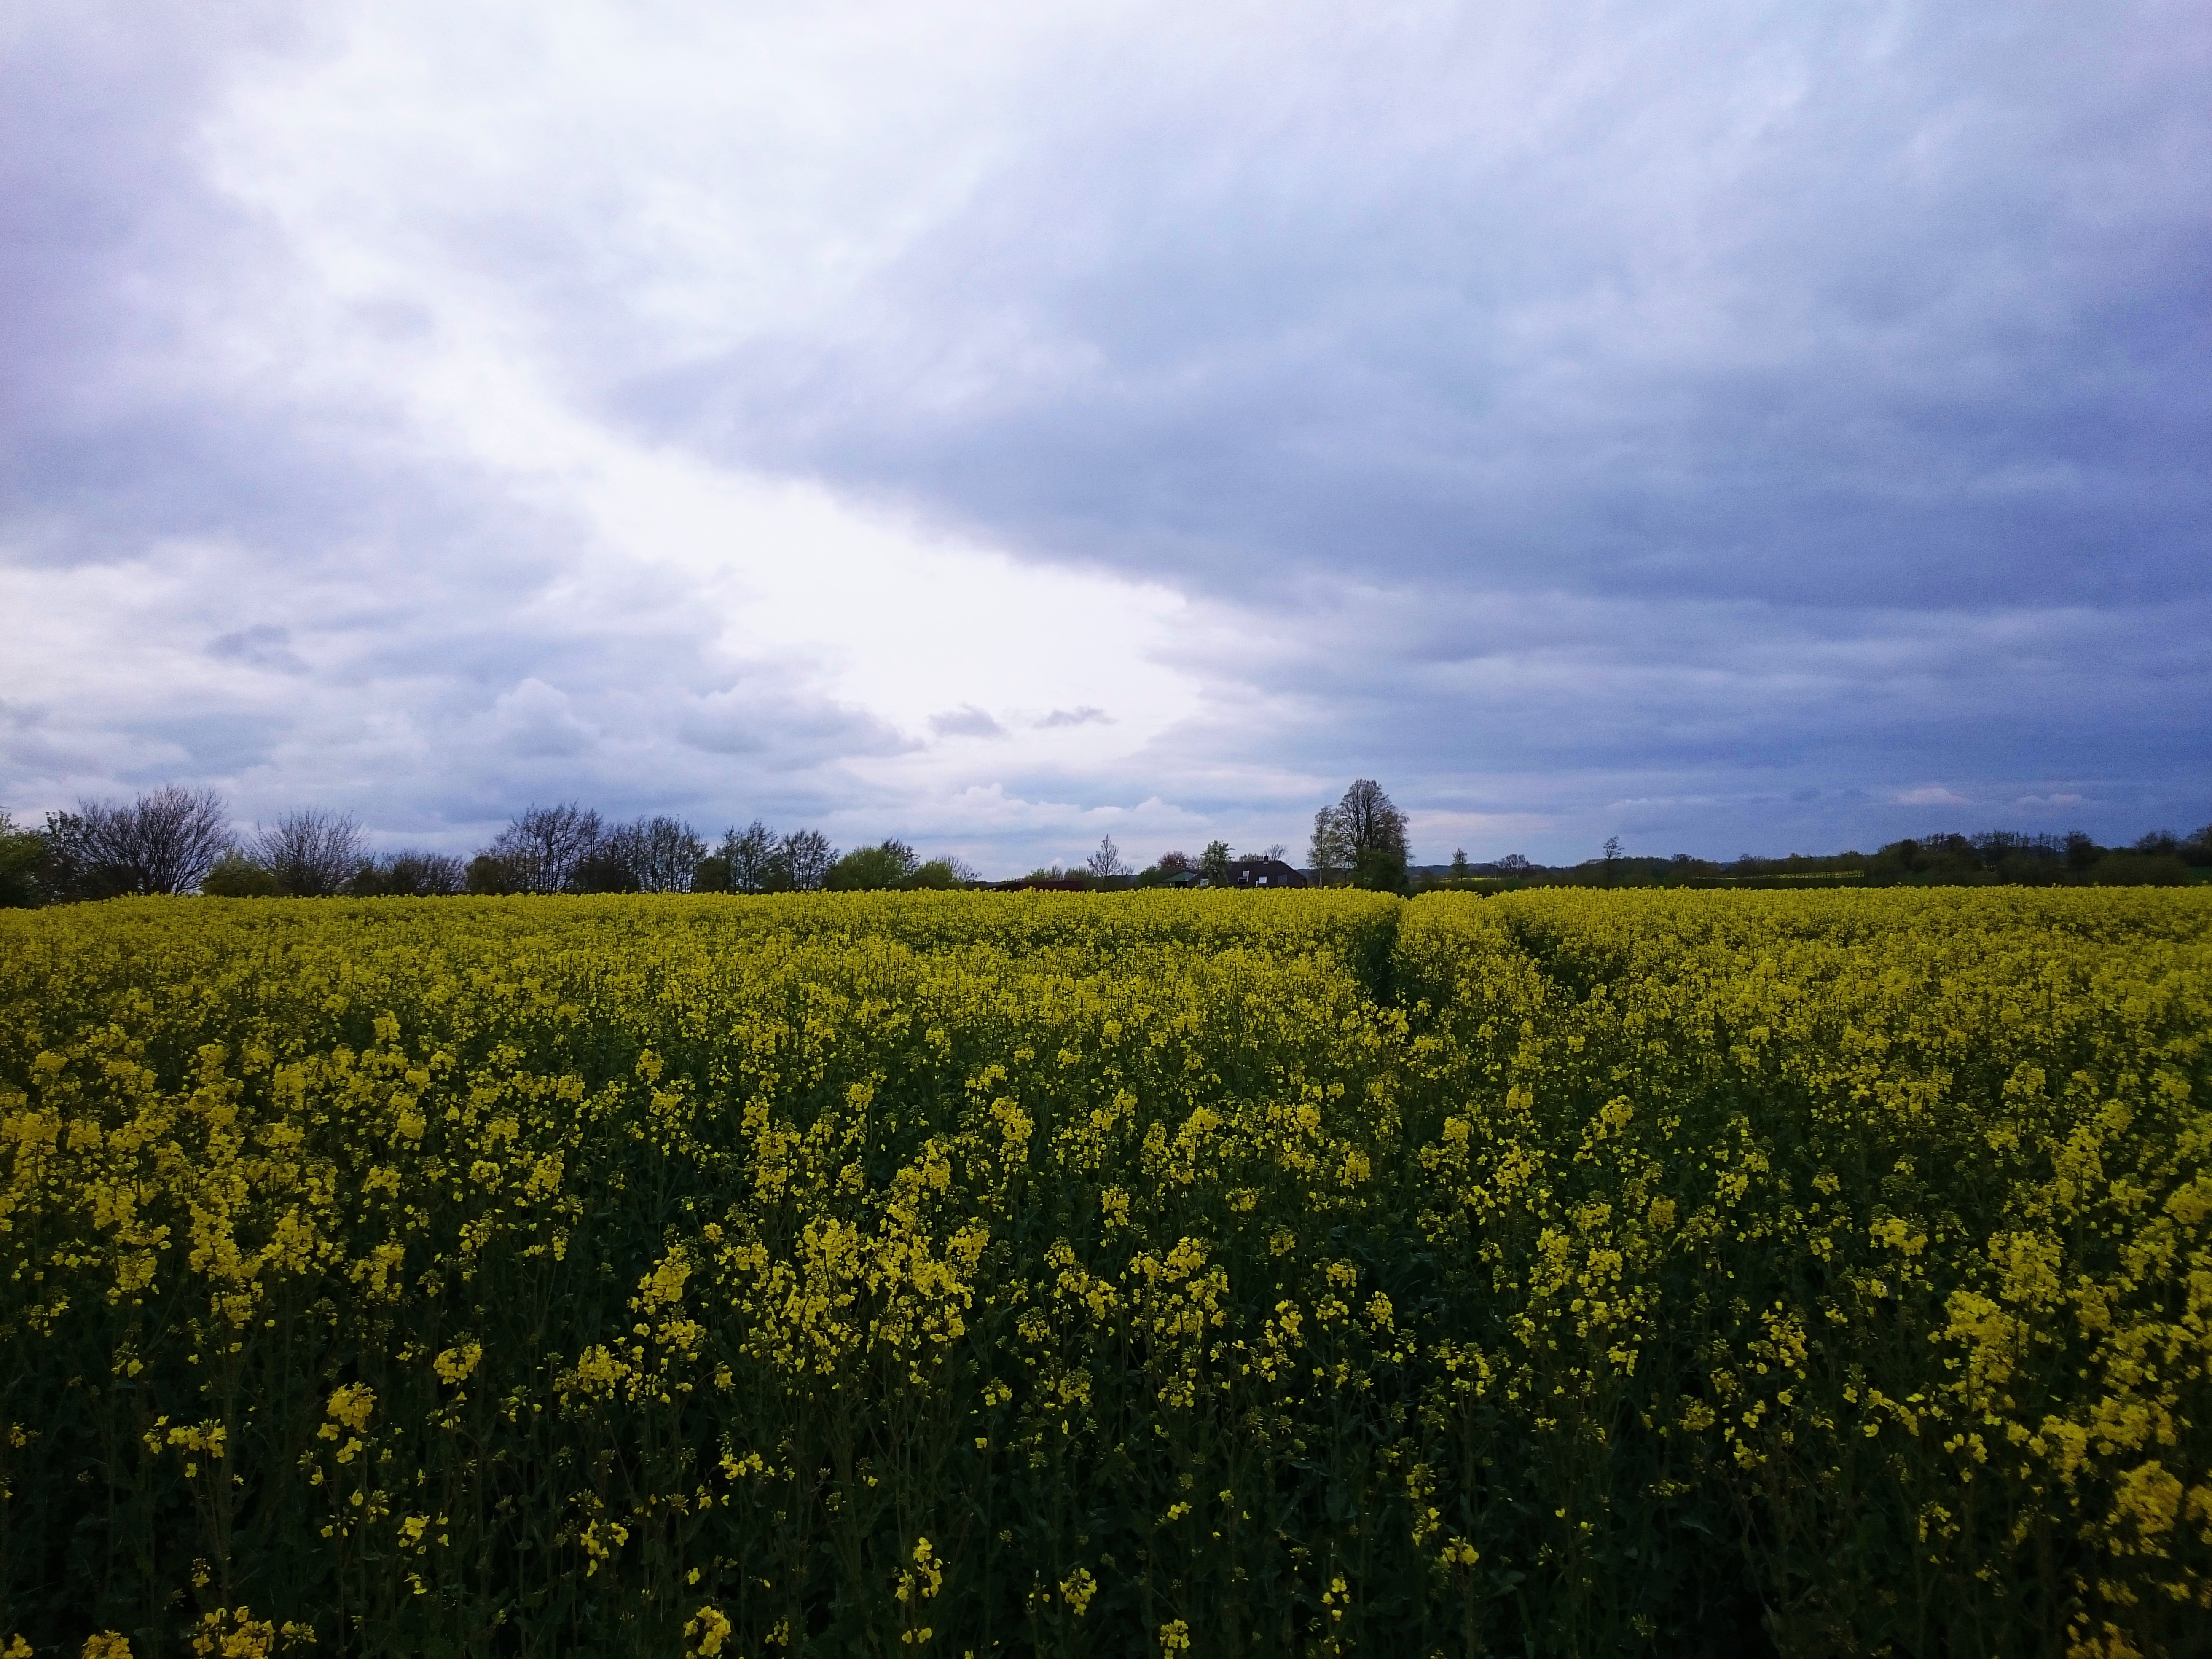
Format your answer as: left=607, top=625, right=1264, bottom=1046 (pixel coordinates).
left=1224, top=857, right=1307, bottom=888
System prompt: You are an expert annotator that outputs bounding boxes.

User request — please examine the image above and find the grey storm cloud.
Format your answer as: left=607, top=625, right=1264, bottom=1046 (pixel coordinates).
left=931, top=706, right=1007, bottom=740
left=2, top=1, right=2207, bottom=871
left=207, top=624, right=308, bottom=674
left=1037, top=707, right=1110, bottom=730
left=612, top=5, right=2212, bottom=614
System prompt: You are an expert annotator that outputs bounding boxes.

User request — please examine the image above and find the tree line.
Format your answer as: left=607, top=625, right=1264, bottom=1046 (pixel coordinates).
left=8, top=776, right=2193, bottom=905
left=1426, top=825, right=2212, bottom=891
left=1009, top=779, right=1414, bottom=893
left=0, top=778, right=1415, bottom=905
left=0, top=789, right=982, bottom=905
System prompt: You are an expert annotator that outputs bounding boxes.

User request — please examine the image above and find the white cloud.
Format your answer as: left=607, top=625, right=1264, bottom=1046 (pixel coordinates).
left=1894, top=786, right=1970, bottom=807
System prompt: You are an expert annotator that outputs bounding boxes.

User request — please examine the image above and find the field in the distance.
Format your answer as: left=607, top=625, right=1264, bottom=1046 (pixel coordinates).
left=2, top=889, right=2206, bottom=1658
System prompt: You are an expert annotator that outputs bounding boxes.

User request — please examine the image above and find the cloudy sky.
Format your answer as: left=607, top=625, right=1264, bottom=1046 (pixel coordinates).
left=4, top=1, right=2207, bottom=872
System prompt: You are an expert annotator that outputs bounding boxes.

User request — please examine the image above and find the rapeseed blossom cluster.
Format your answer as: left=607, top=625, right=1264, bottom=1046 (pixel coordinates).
left=0, top=888, right=2204, bottom=1656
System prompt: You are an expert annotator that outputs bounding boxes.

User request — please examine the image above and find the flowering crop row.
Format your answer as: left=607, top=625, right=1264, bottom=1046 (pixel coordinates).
left=0, top=889, right=2205, bottom=1657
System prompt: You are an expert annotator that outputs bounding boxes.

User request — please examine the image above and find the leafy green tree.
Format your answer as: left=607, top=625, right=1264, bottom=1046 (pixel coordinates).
left=824, top=840, right=918, bottom=891
left=37, top=812, right=102, bottom=901
left=2089, top=851, right=2189, bottom=886
left=202, top=851, right=283, bottom=897
left=1312, top=780, right=1406, bottom=890
left=0, top=813, right=50, bottom=907
left=465, top=854, right=522, bottom=895
left=1310, top=780, right=1408, bottom=892
left=1199, top=840, right=1231, bottom=885
left=1353, top=843, right=1408, bottom=894
left=1308, top=810, right=1351, bottom=883
left=910, top=856, right=978, bottom=890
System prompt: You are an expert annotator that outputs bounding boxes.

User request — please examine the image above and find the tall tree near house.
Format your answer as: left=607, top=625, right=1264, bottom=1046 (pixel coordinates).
left=1337, top=780, right=1406, bottom=862
left=1199, top=840, right=1232, bottom=885
left=1312, top=779, right=1408, bottom=892
left=250, top=808, right=368, bottom=897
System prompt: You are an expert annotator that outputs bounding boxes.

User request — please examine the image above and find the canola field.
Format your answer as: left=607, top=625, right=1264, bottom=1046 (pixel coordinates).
left=0, top=888, right=2207, bottom=1659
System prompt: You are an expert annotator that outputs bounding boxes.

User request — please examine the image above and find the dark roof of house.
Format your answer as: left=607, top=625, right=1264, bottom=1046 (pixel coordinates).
left=1223, top=858, right=1307, bottom=889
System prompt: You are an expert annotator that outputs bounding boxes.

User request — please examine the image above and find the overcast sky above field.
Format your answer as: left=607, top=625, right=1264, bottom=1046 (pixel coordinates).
left=3, top=2, right=2207, bottom=872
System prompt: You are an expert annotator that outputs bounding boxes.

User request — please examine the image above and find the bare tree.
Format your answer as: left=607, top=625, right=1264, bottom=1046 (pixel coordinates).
left=485, top=802, right=602, bottom=894
left=363, top=851, right=467, bottom=897
left=1085, top=835, right=1130, bottom=879
left=1259, top=842, right=1289, bottom=863
left=717, top=821, right=779, bottom=894
left=70, top=785, right=232, bottom=895
left=1497, top=853, right=1532, bottom=875
left=571, top=815, right=700, bottom=894
left=631, top=815, right=706, bottom=892
left=1156, top=849, right=1195, bottom=875
left=577, top=823, right=646, bottom=893
left=775, top=828, right=835, bottom=891
left=250, top=808, right=367, bottom=897
left=1308, top=808, right=1352, bottom=883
